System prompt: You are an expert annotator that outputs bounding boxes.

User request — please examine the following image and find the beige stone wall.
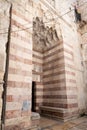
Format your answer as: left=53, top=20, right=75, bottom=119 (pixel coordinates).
left=0, top=0, right=11, bottom=125
left=82, top=42, right=87, bottom=107
left=78, top=0, right=87, bottom=110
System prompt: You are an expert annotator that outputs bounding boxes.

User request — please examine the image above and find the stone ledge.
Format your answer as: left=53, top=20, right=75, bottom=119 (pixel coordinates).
left=40, top=106, right=79, bottom=122
left=40, top=106, right=67, bottom=113
left=40, top=106, right=66, bottom=121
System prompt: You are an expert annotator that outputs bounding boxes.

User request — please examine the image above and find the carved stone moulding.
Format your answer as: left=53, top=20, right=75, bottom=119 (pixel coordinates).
left=33, top=16, right=59, bottom=52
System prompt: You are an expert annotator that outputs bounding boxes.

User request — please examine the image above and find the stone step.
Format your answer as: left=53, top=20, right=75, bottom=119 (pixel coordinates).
left=31, top=112, right=40, bottom=120
left=26, top=112, right=40, bottom=130
left=40, top=106, right=78, bottom=122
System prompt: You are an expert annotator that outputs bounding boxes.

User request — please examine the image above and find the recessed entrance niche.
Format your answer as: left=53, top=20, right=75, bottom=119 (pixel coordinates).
left=32, top=81, right=36, bottom=112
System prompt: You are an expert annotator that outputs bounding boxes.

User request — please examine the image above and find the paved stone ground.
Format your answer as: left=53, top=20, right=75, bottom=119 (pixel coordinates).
left=30, top=116, right=87, bottom=130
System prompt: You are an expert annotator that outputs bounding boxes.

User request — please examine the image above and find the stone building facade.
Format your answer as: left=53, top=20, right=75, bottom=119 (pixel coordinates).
left=0, top=0, right=87, bottom=129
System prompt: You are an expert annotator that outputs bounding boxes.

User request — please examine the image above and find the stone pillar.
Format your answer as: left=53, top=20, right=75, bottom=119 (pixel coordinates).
left=4, top=1, right=33, bottom=129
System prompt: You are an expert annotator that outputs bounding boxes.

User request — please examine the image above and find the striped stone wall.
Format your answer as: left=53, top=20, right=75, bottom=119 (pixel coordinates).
left=5, top=3, right=33, bottom=129
left=43, top=41, right=65, bottom=108
left=32, top=50, right=43, bottom=112
left=55, top=0, right=86, bottom=115
left=64, top=42, right=78, bottom=119
left=1, top=0, right=85, bottom=128
left=41, top=41, right=66, bottom=120
left=40, top=41, right=78, bottom=121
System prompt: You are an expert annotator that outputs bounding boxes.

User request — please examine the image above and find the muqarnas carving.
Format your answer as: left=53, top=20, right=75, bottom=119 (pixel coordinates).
left=33, top=17, right=59, bottom=51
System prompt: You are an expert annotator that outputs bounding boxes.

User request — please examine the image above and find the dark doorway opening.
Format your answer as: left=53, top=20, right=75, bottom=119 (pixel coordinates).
left=32, top=81, right=36, bottom=112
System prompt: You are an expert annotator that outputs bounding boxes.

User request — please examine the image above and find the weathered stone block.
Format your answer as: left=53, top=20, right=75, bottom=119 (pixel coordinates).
left=0, top=53, right=6, bottom=72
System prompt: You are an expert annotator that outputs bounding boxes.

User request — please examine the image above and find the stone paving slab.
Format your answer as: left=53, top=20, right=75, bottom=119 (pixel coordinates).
left=68, top=117, right=87, bottom=130
left=29, top=116, right=87, bottom=130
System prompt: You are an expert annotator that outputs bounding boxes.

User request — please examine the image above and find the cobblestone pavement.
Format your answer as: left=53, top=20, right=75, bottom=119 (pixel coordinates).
left=31, top=116, right=87, bottom=130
